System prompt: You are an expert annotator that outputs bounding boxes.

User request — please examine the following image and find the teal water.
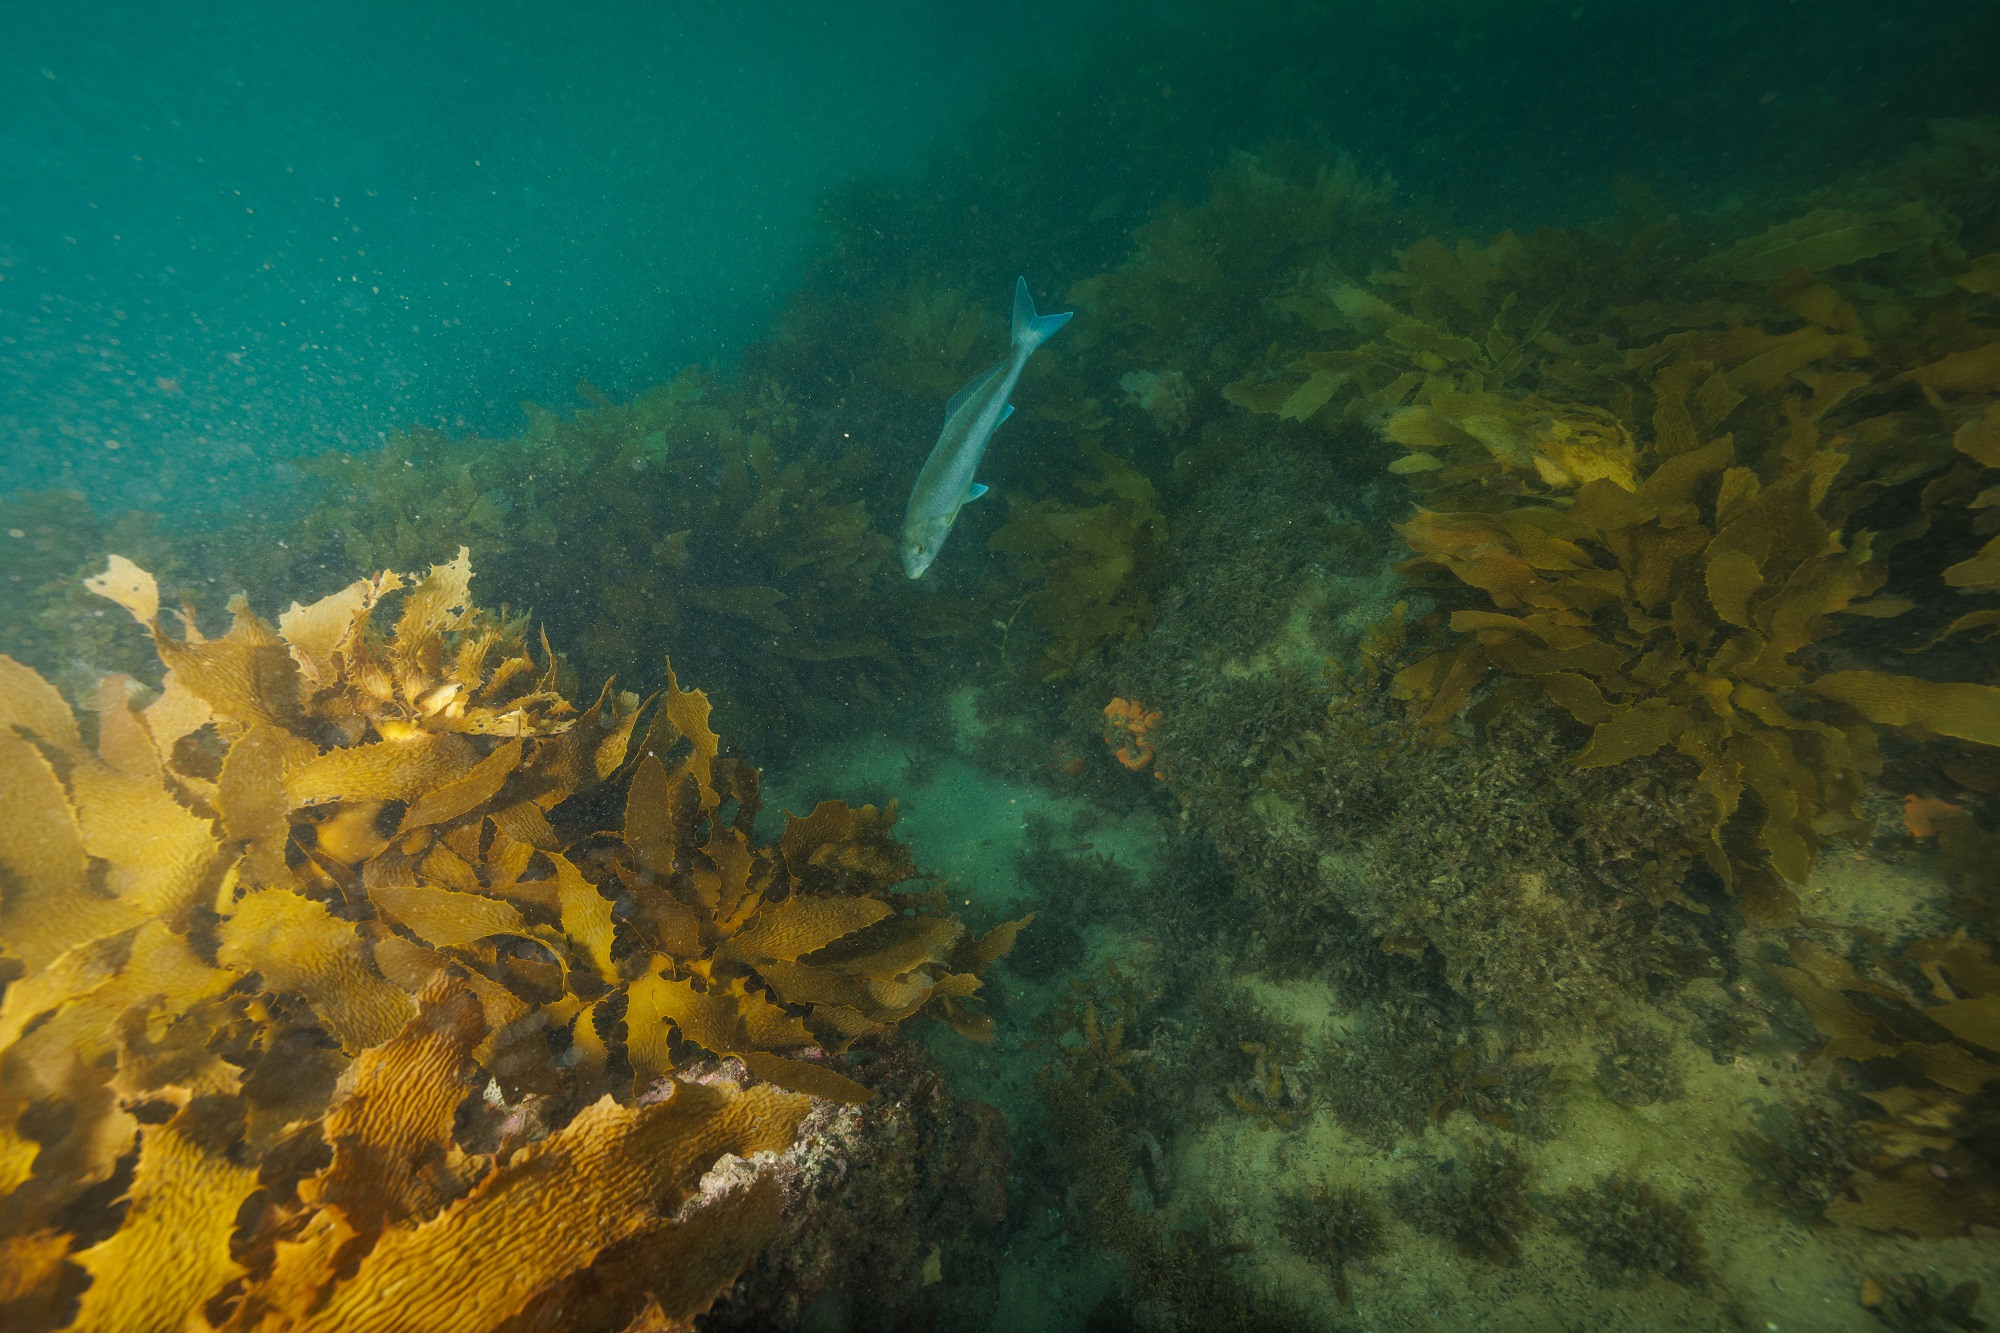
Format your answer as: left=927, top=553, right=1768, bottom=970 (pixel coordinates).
left=4, top=3, right=2000, bottom=1331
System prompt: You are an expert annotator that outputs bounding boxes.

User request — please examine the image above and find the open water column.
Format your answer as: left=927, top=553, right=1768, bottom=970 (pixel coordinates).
left=2, top=1, right=2000, bottom=1331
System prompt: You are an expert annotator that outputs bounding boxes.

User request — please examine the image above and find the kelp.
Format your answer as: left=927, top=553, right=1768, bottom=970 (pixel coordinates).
left=1222, top=221, right=1671, bottom=449
left=0, top=548, right=1019, bottom=1330
left=1069, top=151, right=1409, bottom=420
left=1388, top=431, right=1893, bottom=917
left=245, top=366, right=967, bottom=750
left=0, top=490, right=175, bottom=688
left=749, top=152, right=1413, bottom=693
left=988, top=444, right=1165, bottom=680
left=1226, top=124, right=2000, bottom=907
left=1762, top=929, right=2000, bottom=1238
left=1917, top=400, right=2000, bottom=649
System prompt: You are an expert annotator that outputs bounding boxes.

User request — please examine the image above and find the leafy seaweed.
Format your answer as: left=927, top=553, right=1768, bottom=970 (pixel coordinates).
left=0, top=547, right=1020, bottom=1329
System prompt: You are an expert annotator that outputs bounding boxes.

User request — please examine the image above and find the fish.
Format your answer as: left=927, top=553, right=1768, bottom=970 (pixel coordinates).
left=901, top=276, right=1073, bottom=579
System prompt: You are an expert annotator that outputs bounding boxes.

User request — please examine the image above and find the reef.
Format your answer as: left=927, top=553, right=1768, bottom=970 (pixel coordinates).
left=701, top=1040, right=1013, bottom=1331
left=1595, top=1018, right=1687, bottom=1107
left=1759, top=927, right=2000, bottom=1235
left=1004, top=812, right=1138, bottom=980
left=0, top=549, right=1019, bottom=1330
left=1548, top=1172, right=1710, bottom=1290
left=1861, top=1271, right=1990, bottom=1333
left=8, top=58, right=2000, bottom=1328
left=205, top=369, right=969, bottom=754
left=1274, top=1181, right=1386, bottom=1307
left=1391, top=1137, right=1536, bottom=1267
left=1225, top=121, right=2000, bottom=918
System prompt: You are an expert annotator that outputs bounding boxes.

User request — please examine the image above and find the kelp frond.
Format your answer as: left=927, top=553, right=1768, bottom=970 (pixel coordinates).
left=0, top=548, right=1022, bottom=1330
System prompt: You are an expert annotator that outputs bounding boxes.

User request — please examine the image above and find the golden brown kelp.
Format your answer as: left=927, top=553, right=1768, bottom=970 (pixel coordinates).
left=1225, top=123, right=2000, bottom=911
left=0, top=549, right=1019, bottom=1330
left=988, top=445, right=1166, bottom=680
left=239, top=368, right=968, bottom=749
left=1068, top=152, right=1410, bottom=429
left=1761, top=928, right=2000, bottom=1237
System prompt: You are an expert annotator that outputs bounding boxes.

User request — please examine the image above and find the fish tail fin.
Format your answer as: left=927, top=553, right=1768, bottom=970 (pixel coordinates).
left=1012, top=276, right=1073, bottom=351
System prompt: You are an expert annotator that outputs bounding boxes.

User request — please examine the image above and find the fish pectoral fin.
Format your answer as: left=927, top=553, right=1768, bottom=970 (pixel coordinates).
left=966, top=483, right=990, bottom=502
left=946, top=361, right=1006, bottom=421
left=998, top=403, right=1014, bottom=426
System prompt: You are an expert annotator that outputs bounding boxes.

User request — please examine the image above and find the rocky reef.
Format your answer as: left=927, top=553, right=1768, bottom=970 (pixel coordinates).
left=4, top=43, right=2000, bottom=1328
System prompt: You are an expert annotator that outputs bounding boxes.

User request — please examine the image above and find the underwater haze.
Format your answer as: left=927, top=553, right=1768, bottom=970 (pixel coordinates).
left=5, top=1, right=2000, bottom=1331
left=1, top=0, right=1078, bottom=510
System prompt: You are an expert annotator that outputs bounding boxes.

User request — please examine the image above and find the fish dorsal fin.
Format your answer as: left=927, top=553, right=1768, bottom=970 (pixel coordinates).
left=965, top=482, right=990, bottom=502
left=946, top=360, right=1005, bottom=422
left=999, top=403, right=1013, bottom=425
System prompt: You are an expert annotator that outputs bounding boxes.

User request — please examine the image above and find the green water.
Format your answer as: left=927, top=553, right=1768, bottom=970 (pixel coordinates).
left=5, top=3, right=2000, bottom=1330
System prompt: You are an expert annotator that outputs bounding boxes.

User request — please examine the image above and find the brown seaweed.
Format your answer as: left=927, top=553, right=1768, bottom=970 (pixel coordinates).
left=0, top=548, right=1021, bottom=1330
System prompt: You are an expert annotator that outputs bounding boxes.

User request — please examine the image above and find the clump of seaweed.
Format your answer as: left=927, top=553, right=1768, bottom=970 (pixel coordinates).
left=1274, top=1181, right=1386, bottom=1307
left=1020, top=955, right=1308, bottom=1332
left=1596, top=1019, right=1686, bottom=1107
left=1029, top=958, right=1161, bottom=1129
left=1759, top=932, right=2000, bottom=1234
left=1105, top=467, right=1727, bottom=1032
left=1027, top=960, right=1233, bottom=1328
left=0, top=547, right=1020, bottom=1330
left=1296, top=697, right=1720, bottom=1032
left=1393, top=1138, right=1535, bottom=1266
left=1739, top=1096, right=1876, bottom=1220
left=1549, top=1173, right=1709, bottom=1290
left=989, top=444, right=1166, bottom=680
left=1071, top=151, right=1406, bottom=404
left=1003, top=812, right=1139, bottom=979
left=1690, top=985, right=1767, bottom=1064
left=1861, top=1272, right=1989, bottom=1333
left=1229, top=1027, right=1309, bottom=1132
left=1322, top=997, right=1563, bottom=1146
left=1120, top=1216, right=1268, bottom=1333
left=1446, top=1043, right=1563, bottom=1140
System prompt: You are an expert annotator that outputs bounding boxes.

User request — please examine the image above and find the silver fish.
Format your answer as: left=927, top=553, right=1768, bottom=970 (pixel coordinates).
left=901, top=276, right=1072, bottom=579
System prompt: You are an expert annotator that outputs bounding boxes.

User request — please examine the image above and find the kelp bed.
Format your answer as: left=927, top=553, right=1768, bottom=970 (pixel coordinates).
left=0, top=550, right=1018, bottom=1331
left=1225, top=173, right=2000, bottom=917
left=5, top=86, right=2000, bottom=1333
left=915, top=121, right=2000, bottom=1326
